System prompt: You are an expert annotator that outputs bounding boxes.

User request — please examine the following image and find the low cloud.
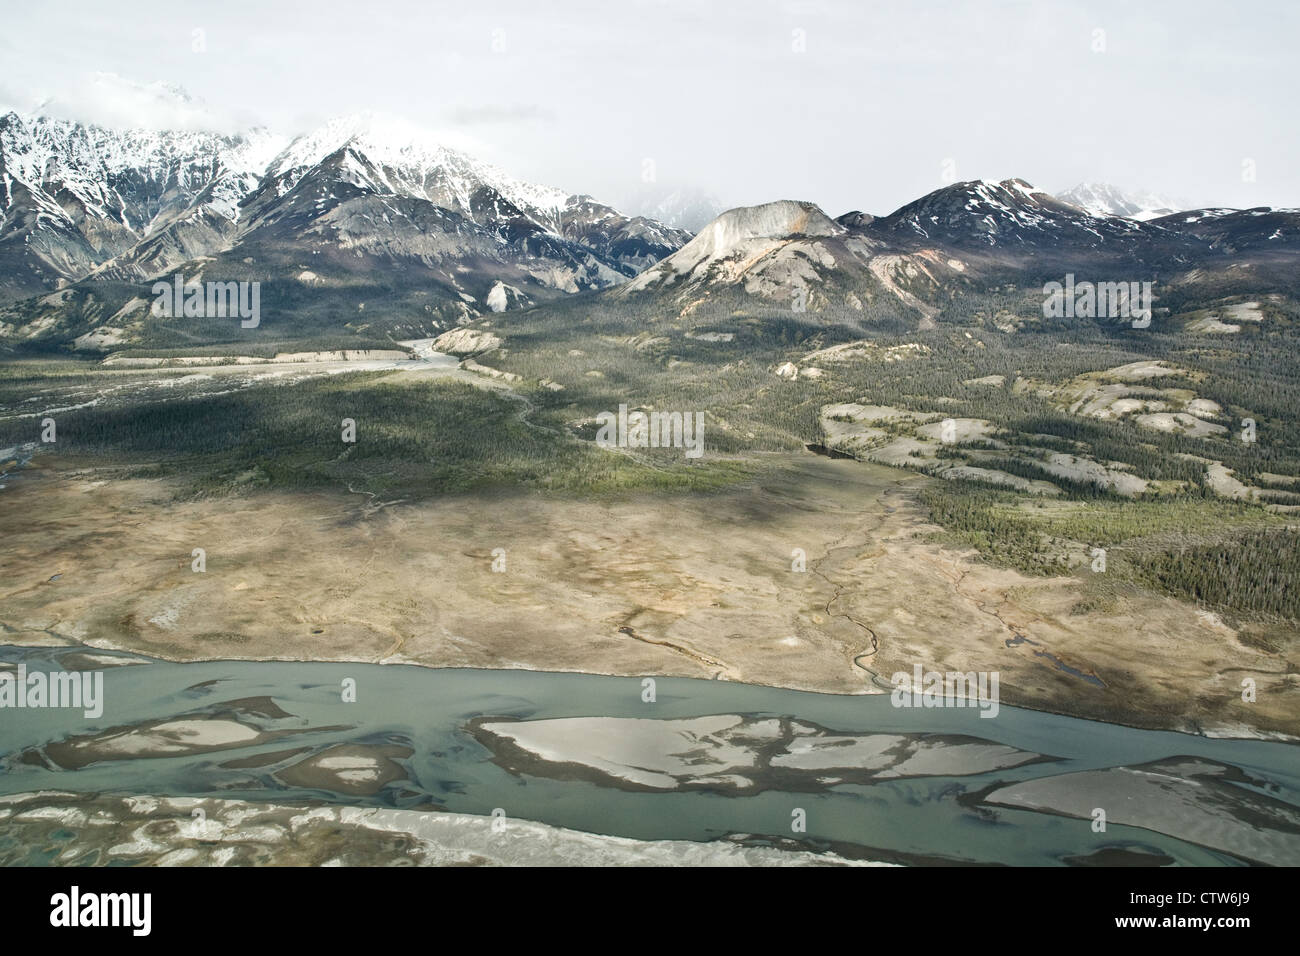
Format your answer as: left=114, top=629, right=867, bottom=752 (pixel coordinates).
left=442, top=104, right=556, bottom=127
left=21, top=72, right=246, bottom=134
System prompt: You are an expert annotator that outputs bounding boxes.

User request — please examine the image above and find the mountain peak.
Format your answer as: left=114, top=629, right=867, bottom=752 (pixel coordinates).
left=1055, top=182, right=1183, bottom=221
left=267, top=112, right=454, bottom=176
left=632, top=200, right=842, bottom=278
left=264, top=112, right=571, bottom=221
left=701, top=200, right=841, bottom=246
left=619, top=200, right=852, bottom=300
left=836, top=210, right=875, bottom=230
left=0, top=106, right=688, bottom=311
left=870, top=176, right=1143, bottom=249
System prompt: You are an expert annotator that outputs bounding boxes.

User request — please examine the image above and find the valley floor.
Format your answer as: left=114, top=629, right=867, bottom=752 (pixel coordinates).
left=2, top=452, right=1294, bottom=737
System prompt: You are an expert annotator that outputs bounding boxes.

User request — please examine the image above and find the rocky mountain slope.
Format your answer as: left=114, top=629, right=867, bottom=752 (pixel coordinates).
left=0, top=108, right=691, bottom=346
left=6, top=146, right=1299, bottom=349
left=0, top=110, right=283, bottom=301
left=614, top=179, right=1300, bottom=326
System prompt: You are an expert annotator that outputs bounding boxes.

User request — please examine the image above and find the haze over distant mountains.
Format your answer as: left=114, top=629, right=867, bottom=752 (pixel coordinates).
left=618, top=184, right=724, bottom=233
left=1055, top=183, right=1185, bottom=222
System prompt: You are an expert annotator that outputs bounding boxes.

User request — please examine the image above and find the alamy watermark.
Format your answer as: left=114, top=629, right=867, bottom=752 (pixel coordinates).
left=0, top=664, right=103, bottom=718
left=50, top=886, right=150, bottom=936
left=891, top=665, right=999, bottom=718
left=152, top=272, right=260, bottom=328
left=1042, top=274, right=1151, bottom=328
left=595, top=404, right=704, bottom=458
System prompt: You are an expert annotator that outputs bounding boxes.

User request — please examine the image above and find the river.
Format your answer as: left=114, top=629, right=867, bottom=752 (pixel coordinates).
left=1, top=645, right=1296, bottom=866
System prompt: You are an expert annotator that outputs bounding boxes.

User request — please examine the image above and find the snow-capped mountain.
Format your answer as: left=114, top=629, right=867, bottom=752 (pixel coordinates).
left=229, top=111, right=688, bottom=280
left=0, top=106, right=695, bottom=348
left=0, top=109, right=284, bottom=299
left=0, top=108, right=689, bottom=316
left=862, top=178, right=1218, bottom=277
left=1055, top=183, right=1182, bottom=221
left=871, top=178, right=1145, bottom=249
left=227, top=113, right=688, bottom=304
left=249, top=113, right=570, bottom=232
left=557, top=194, right=690, bottom=274
left=4, top=106, right=1297, bottom=350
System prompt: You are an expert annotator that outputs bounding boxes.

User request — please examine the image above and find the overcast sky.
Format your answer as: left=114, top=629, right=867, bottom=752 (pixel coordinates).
left=2, top=0, right=1296, bottom=217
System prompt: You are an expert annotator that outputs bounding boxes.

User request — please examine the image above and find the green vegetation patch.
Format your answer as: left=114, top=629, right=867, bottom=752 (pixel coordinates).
left=0, top=371, right=754, bottom=499
left=920, top=484, right=1298, bottom=620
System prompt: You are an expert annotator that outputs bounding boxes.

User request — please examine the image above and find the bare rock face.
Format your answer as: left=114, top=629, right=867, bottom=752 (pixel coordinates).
left=684, top=200, right=843, bottom=255
left=623, top=200, right=844, bottom=293
left=486, top=280, right=528, bottom=312
left=613, top=198, right=949, bottom=320
left=430, top=327, right=502, bottom=356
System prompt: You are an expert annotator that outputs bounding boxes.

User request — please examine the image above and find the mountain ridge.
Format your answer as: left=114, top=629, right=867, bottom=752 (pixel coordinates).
left=613, top=179, right=1300, bottom=326
left=0, top=109, right=690, bottom=312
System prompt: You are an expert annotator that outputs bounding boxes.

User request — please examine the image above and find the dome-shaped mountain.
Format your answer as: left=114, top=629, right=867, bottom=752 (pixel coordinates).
left=622, top=200, right=844, bottom=292
left=618, top=199, right=964, bottom=326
